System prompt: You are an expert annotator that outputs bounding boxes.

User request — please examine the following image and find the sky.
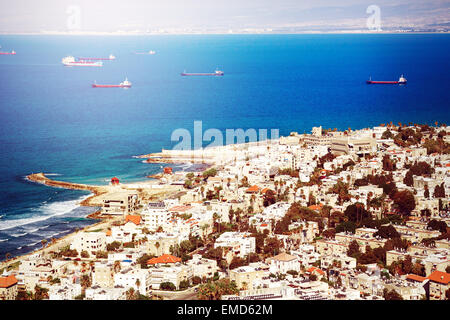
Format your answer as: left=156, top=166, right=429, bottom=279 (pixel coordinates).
left=0, top=0, right=448, bottom=33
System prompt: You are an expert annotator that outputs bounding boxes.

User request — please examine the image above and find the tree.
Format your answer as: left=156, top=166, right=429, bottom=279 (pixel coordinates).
left=381, top=129, right=394, bottom=139
left=203, top=168, right=217, bottom=179
left=424, top=185, right=430, bottom=199
left=16, top=290, right=32, bottom=300
left=107, top=241, right=122, bottom=252
left=197, top=278, right=239, bottom=300
left=126, top=288, right=138, bottom=300
left=344, top=203, right=370, bottom=224
left=80, top=274, right=91, bottom=289
left=335, top=221, right=357, bottom=234
left=383, top=288, right=403, bottom=300
left=114, top=260, right=121, bottom=273
left=382, top=155, right=396, bottom=171
left=403, top=170, right=414, bottom=187
left=374, top=225, right=400, bottom=239
left=160, top=282, right=176, bottom=291
left=179, top=280, right=190, bottom=290
left=427, top=219, right=448, bottom=233
left=80, top=250, right=90, bottom=258
left=433, top=183, right=446, bottom=198
left=347, top=240, right=360, bottom=258
left=393, top=190, right=416, bottom=216
left=192, top=276, right=202, bottom=285
left=33, top=285, right=49, bottom=300
left=263, top=237, right=282, bottom=256
left=263, top=189, right=277, bottom=207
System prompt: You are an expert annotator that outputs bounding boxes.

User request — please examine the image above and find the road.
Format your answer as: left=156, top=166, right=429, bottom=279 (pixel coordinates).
left=151, top=286, right=198, bottom=300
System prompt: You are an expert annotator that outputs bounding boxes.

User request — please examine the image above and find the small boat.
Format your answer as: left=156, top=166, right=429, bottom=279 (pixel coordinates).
left=0, top=50, right=16, bottom=55
left=366, top=75, right=407, bottom=84
left=181, top=69, right=224, bottom=76
left=92, top=77, right=132, bottom=88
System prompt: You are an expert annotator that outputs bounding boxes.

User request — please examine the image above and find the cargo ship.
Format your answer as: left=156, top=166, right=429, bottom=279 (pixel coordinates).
left=78, top=54, right=115, bottom=60
left=0, top=50, right=16, bottom=55
left=62, top=56, right=103, bottom=67
left=92, top=78, right=131, bottom=88
left=366, top=75, right=407, bottom=84
left=181, top=70, right=224, bottom=76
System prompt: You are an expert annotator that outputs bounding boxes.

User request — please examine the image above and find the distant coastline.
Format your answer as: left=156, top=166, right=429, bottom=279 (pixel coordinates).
left=1, top=31, right=449, bottom=36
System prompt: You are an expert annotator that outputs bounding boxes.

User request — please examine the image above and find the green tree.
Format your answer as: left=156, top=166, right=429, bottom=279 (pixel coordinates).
left=160, top=282, right=176, bottom=291
left=383, top=288, right=403, bottom=300
left=197, top=278, right=239, bottom=300
left=392, top=190, right=416, bottom=216
left=347, top=240, right=360, bottom=258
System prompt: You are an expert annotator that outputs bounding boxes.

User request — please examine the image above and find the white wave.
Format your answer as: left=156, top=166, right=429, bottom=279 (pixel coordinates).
left=25, top=227, right=40, bottom=233
left=45, top=173, right=62, bottom=176
left=0, top=194, right=91, bottom=231
left=0, top=238, right=8, bottom=242
left=11, top=232, right=27, bottom=237
left=48, top=231, right=63, bottom=238
left=17, top=246, right=22, bottom=250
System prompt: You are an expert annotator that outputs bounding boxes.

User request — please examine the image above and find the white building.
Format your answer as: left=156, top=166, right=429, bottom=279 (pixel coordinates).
left=214, top=232, right=256, bottom=257
left=269, top=252, right=300, bottom=274
left=48, top=283, right=82, bottom=300
left=85, top=285, right=126, bottom=300
left=186, top=254, right=218, bottom=279
left=70, top=231, right=107, bottom=255
left=113, top=267, right=150, bottom=295
left=141, top=202, right=170, bottom=231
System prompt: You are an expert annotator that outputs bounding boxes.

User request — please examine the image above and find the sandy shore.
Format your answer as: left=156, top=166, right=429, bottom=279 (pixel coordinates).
left=0, top=214, right=122, bottom=271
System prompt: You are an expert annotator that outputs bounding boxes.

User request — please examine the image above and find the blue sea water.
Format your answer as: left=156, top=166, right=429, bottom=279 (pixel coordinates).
left=0, top=34, right=449, bottom=261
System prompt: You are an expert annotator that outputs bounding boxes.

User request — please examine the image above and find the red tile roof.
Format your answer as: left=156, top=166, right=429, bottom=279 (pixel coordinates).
left=307, top=266, right=325, bottom=275
left=308, top=204, right=323, bottom=211
left=147, top=254, right=182, bottom=265
left=406, top=274, right=427, bottom=282
left=0, top=275, right=18, bottom=288
left=125, top=215, right=141, bottom=225
left=246, top=185, right=260, bottom=193
left=427, top=270, right=450, bottom=285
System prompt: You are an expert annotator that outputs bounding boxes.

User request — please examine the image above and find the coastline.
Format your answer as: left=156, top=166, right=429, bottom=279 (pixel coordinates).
left=0, top=163, right=197, bottom=267
left=0, top=214, right=121, bottom=271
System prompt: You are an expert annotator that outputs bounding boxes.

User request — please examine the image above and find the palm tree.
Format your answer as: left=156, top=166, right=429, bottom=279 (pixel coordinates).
left=201, top=224, right=209, bottom=242
left=126, top=287, right=137, bottom=300
left=213, top=213, right=220, bottom=233
left=41, top=239, right=47, bottom=249
left=135, top=279, right=141, bottom=293
left=155, top=241, right=160, bottom=255
left=114, top=260, right=121, bottom=273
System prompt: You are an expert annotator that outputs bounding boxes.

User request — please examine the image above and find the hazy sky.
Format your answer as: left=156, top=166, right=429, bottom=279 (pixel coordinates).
left=0, top=0, right=448, bottom=32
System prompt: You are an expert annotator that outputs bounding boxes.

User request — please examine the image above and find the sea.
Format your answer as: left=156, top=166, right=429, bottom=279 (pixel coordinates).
left=0, top=34, right=449, bottom=261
